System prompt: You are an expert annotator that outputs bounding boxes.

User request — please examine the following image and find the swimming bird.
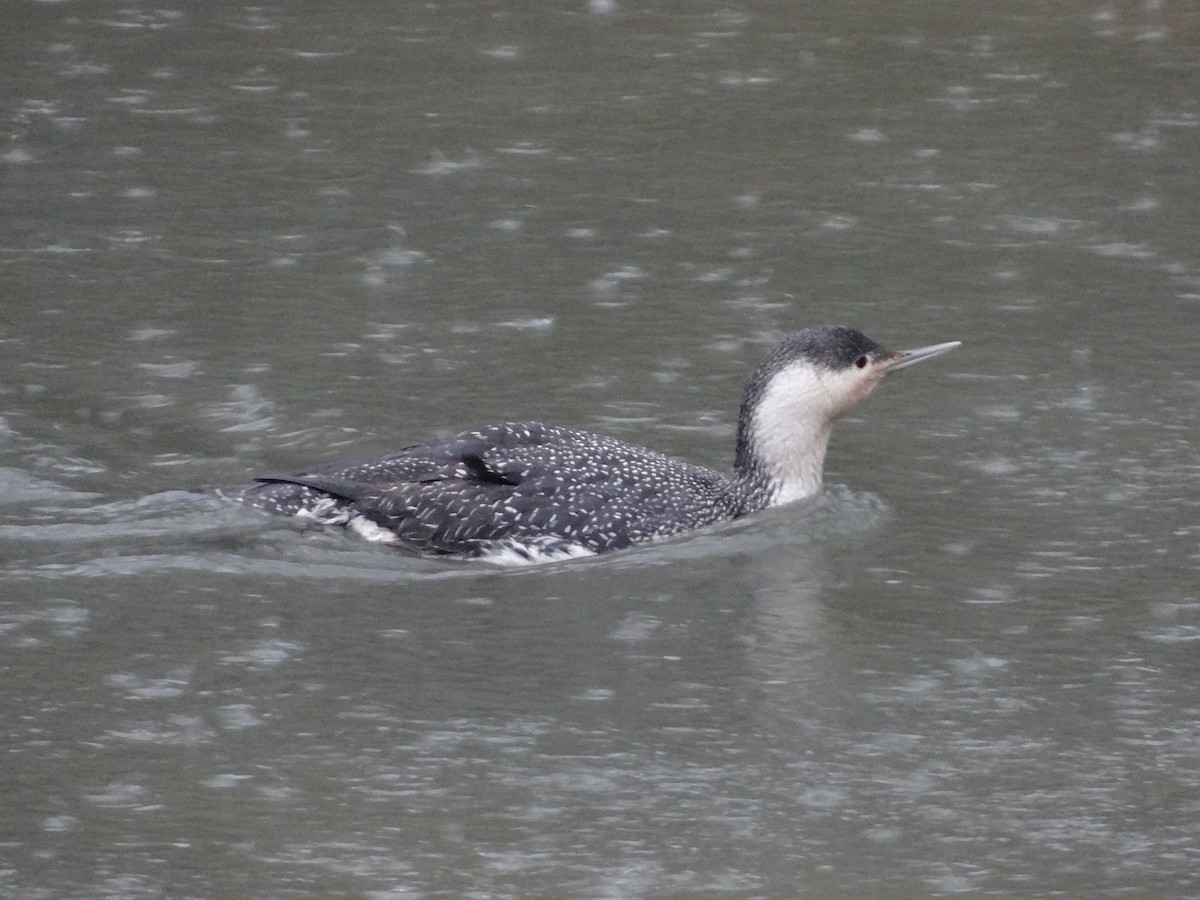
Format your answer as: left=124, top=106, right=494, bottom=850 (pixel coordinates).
left=233, top=326, right=959, bottom=564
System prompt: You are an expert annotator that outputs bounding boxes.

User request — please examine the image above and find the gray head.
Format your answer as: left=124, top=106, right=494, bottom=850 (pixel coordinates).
left=734, top=326, right=960, bottom=504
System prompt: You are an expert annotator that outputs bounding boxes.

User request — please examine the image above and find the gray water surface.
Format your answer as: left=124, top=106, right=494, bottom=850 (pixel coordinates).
left=3, top=2, right=1199, bottom=898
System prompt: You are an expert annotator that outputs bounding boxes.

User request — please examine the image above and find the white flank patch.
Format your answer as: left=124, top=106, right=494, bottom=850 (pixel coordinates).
left=347, top=514, right=401, bottom=545
left=479, top=537, right=597, bottom=567
left=292, top=496, right=350, bottom=525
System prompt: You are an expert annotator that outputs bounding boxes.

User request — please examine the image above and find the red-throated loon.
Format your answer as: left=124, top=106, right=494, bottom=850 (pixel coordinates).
left=231, top=326, right=960, bottom=564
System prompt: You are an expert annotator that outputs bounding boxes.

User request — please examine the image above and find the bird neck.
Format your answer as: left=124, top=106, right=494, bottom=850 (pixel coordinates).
left=734, top=366, right=835, bottom=507
left=736, top=416, right=831, bottom=507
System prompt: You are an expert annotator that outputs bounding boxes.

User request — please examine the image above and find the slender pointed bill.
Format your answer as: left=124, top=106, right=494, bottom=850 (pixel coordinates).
left=883, top=340, right=962, bottom=373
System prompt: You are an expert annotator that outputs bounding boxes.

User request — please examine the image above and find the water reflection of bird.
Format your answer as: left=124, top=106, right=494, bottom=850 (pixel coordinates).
left=232, top=326, right=959, bottom=564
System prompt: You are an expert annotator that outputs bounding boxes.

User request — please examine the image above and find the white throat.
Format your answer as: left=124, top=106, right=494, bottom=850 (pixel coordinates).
left=747, top=361, right=880, bottom=506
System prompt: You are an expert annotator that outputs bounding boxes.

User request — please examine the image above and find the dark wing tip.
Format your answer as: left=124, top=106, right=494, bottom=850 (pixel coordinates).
left=460, top=453, right=522, bottom=487
left=252, top=474, right=362, bottom=505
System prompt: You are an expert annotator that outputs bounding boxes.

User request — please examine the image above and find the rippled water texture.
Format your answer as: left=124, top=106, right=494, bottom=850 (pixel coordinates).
left=3, top=2, right=1199, bottom=897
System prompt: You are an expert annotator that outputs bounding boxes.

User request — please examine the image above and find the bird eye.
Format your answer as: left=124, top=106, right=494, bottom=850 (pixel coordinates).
left=854, top=355, right=869, bottom=369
